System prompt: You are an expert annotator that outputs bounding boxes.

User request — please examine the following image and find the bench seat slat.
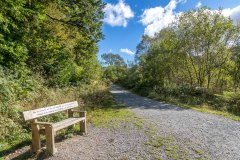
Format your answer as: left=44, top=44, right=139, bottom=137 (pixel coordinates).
left=52, top=117, right=85, bottom=131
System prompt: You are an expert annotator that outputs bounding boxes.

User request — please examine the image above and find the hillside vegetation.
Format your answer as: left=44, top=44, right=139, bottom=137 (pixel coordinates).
left=103, top=8, right=240, bottom=119
left=0, top=0, right=106, bottom=153
left=2, top=2, right=240, bottom=157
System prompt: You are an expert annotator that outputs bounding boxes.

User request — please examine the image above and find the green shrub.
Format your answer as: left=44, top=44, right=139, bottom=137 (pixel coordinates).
left=0, top=116, right=30, bottom=146
left=128, top=82, right=240, bottom=115
left=215, top=92, right=240, bottom=114
left=149, top=84, right=213, bottom=104
left=0, top=67, right=42, bottom=117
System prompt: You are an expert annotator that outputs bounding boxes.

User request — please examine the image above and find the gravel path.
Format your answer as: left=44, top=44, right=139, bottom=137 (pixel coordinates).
left=6, top=85, right=240, bottom=160
left=111, top=85, right=240, bottom=160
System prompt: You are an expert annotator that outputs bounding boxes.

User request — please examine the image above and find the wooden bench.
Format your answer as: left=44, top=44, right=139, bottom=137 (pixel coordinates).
left=23, top=101, right=86, bottom=155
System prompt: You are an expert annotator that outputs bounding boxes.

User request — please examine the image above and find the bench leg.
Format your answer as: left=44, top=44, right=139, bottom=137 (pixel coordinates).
left=31, top=122, right=41, bottom=153
left=68, top=109, right=74, bottom=130
left=80, top=111, right=87, bottom=134
left=45, top=125, right=57, bottom=155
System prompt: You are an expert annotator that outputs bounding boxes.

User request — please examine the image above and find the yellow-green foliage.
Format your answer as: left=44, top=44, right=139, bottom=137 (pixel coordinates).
left=0, top=116, right=30, bottom=147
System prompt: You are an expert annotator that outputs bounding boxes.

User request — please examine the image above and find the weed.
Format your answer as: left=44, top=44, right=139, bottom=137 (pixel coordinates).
left=193, top=148, right=205, bottom=155
left=88, top=107, right=133, bottom=128
left=142, top=120, right=207, bottom=160
left=133, top=117, right=145, bottom=129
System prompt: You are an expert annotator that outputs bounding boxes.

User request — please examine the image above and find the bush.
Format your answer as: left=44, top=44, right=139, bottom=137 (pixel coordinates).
left=0, top=67, right=42, bottom=150
left=215, top=92, right=240, bottom=114
left=0, top=116, right=30, bottom=146
left=130, top=82, right=240, bottom=115
left=0, top=67, right=42, bottom=118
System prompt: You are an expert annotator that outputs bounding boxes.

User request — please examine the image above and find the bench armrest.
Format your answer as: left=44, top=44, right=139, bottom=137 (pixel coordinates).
left=72, top=110, right=86, bottom=113
left=72, top=110, right=86, bottom=118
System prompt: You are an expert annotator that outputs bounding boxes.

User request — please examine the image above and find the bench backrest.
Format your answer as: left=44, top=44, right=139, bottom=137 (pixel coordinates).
left=23, top=101, right=78, bottom=121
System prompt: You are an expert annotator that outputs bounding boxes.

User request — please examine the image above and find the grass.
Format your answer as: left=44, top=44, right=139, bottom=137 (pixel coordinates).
left=133, top=116, right=145, bottom=129
left=192, top=148, right=205, bottom=155
left=88, top=106, right=134, bottom=128
left=143, top=122, right=190, bottom=160
left=142, top=120, right=209, bottom=160
left=86, top=88, right=135, bottom=128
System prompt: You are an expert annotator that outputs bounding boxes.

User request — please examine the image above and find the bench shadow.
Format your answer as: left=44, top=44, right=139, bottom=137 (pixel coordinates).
left=0, top=141, right=31, bottom=158
left=10, top=150, right=47, bottom=160
left=111, top=85, right=187, bottom=111
left=1, top=132, right=83, bottom=160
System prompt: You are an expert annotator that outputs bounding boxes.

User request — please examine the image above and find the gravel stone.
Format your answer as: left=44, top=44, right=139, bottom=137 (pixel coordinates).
left=111, top=85, right=240, bottom=160
left=47, top=124, right=150, bottom=160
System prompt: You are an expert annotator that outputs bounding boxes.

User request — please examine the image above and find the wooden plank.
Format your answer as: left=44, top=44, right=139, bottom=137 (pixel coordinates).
left=68, top=109, right=73, bottom=118
left=68, top=109, right=74, bottom=130
left=31, top=119, right=41, bottom=153
left=34, top=122, right=53, bottom=125
left=72, top=110, right=86, bottom=113
left=52, top=117, right=85, bottom=132
left=80, top=111, right=87, bottom=134
left=23, top=101, right=78, bottom=121
left=45, top=125, right=57, bottom=155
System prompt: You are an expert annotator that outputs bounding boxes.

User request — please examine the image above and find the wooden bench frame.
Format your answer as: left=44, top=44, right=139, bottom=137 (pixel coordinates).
left=23, top=101, right=86, bottom=155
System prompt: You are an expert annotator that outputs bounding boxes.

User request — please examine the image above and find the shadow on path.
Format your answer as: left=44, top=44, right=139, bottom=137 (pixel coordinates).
left=111, top=84, right=185, bottom=111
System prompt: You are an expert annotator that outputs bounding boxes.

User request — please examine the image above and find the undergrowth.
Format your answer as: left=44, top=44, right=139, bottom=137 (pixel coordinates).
left=0, top=67, right=110, bottom=157
left=151, top=95, right=240, bottom=121
left=121, top=84, right=240, bottom=121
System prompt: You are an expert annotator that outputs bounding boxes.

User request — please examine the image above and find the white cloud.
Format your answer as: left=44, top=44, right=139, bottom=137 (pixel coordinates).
left=196, top=1, right=202, bottom=8
left=140, top=0, right=240, bottom=37
left=140, top=0, right=182, bottom=37
left=103, top=0, right=134, bottom=27
left=222, top=5, right=240, bottom=22
left=120, top=48, right=134, bottom=55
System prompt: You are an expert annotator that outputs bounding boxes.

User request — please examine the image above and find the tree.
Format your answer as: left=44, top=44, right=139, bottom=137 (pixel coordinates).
left=0, top=0, right=44, bottom=69
left=175, top=8, right=235, bottom=89
left=101, top=53, right=126, bottom=67
left=135, top=35, right=151, bottom=62
left=101, top=53, right=127, bottom=82
left=22, top=0, right=105, bottom=86
left=127, top=8, right=240, bottom=92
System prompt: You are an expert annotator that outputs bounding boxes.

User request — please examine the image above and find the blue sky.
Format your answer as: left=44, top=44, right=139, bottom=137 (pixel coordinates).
left=98, top=0, right=240, bottom=62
